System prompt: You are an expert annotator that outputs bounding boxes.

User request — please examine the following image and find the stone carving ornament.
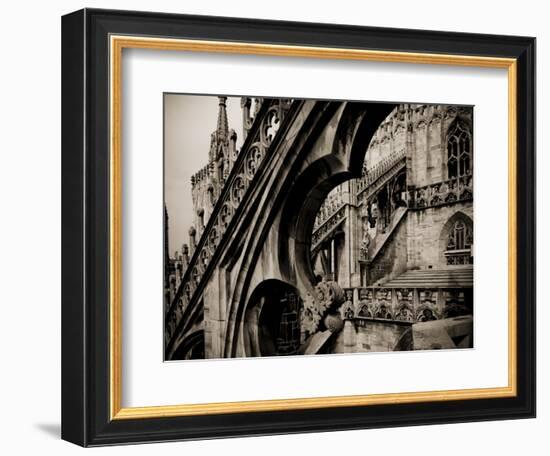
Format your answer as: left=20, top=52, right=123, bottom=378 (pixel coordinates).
left=301, top=281, right=346, bottom=337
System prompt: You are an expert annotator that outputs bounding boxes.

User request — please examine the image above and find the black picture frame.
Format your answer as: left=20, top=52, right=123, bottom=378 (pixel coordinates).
left=62, top=8, right=536, bottom=447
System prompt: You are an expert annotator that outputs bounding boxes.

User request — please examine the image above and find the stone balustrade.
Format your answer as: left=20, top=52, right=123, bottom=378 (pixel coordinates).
left=356, top=149, right=406, bottom=197
left=313, top=190, right=346, bottom=231
left=300, top=281, right=471, bottom=346
left=311, top=148, right=406, bottom=250
left=339, top=286, right=470, bottom=324
left=311, top=204, right=346, bottom=250
left=412, top=173, right=473, bottom=209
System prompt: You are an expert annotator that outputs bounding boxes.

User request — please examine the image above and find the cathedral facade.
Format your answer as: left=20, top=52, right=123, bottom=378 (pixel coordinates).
left=164, top=97, right=473, bottom=360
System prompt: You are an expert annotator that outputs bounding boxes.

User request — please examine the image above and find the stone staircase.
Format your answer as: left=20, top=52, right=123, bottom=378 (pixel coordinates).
left=367, top=205, right=408, bottom=262
left=382, top=268, right=473, bottom=288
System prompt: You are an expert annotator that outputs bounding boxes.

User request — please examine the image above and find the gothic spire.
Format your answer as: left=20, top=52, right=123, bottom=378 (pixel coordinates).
left=216, top=96, right=229, bottom=141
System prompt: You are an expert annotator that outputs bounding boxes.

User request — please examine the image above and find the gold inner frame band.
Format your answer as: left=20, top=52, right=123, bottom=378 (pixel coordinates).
left=109, top=35, right=518, bottom=420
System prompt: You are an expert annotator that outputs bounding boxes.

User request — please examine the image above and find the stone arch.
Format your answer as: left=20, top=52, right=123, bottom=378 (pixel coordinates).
left=374, top=303, right=393, bottom=320
left=167, top=296, right=204, bottom=360
left=280, top=154, right=351, bottom=294
left=219, top=101, right=395, bottom=358
left=279, top=102, right=396, bottom=296
left=171, top=330, right=204, bottom=360
left=220, top=102, right=342, bottom=358
left=416, top=306, right=439, bottom=322
left=395, top=303, right=414, bottom=322
left=358, top=302, right=373, bottom=318
left=439, top=211, right=473, bottom=267
left=243, top=279, right=302, bottom=357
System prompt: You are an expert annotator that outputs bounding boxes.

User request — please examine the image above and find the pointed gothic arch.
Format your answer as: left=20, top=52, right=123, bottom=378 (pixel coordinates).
left=243, top=279, right=302, bottom=357
left=171, top=330, right=205, bottom=360
left=446, top=118, right=472, bottom=179
left=439, top=211, right=474, bottom=267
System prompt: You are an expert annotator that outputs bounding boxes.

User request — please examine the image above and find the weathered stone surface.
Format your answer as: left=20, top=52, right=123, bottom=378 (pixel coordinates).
left=301, top=330, right=334, bottom=355
left=353, top=319, right=413, bottom=352
left=412, top=315, right=473, bottom=350
left=165, top=100, right=474, bottom=359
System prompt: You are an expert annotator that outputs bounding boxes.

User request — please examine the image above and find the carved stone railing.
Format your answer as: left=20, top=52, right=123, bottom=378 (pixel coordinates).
left=339, top=286, right=471, bottom=324
left=241, top=97, right=264, bottom=138
left=165, top=98, right=294, bottom=348
left=311, top=204, right=346, bottom=250
left=311, top=149, right=406, bottom=251
left=300, top=281, right=471, bottom=346
left=412, top=173, right=473, bottom=209
left=313, top=190, right=346, bottom=231
left=356, top=149, right=406, bottom=202
left=445, top=249, right=473, bottom=265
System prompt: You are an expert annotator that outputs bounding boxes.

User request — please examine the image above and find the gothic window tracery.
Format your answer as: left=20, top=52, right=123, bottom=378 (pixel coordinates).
left=446, top=119, right=472, bottom=179
left=444, top=215, right=473, bottom=266
left=446, top=219, right=472, bottom=251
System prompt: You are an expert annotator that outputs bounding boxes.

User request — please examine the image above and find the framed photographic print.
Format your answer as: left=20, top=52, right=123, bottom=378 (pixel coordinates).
left=61, top=8, right=536, bottom=446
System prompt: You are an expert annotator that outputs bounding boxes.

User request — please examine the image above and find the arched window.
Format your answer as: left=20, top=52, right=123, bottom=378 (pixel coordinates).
left=446, top=119, right=472, bottom=179
left=445, top=218, right=473, bottom=265
left=447, top=219, right=472, bottom=251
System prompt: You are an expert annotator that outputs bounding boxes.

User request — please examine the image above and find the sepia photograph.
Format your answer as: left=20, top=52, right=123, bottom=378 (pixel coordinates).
left=57, top=6, right=536, bottom=447
left=164, top=95, right=474, bottom=361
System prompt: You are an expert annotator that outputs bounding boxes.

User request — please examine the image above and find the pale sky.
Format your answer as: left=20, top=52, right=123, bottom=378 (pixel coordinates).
left=164, top=94, right=244, bottom=257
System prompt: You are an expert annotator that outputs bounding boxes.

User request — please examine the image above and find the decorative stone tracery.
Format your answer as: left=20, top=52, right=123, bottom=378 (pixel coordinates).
left=165, top=99, right=293, bottom=346
left=165, top=100, right=474, bottom=359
